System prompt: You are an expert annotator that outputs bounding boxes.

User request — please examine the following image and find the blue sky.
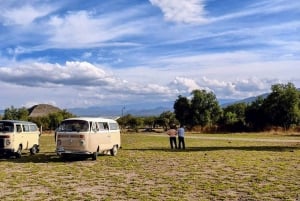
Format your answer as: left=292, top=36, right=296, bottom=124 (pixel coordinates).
left=0, top=0, right=299, bottom=110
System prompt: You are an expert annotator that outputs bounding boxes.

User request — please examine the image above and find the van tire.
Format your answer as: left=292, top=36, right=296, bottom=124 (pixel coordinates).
left=110, top=145, right=118, bottom=156
left=92, top=152, right=97, bottom=160
left=30, top=145, right=38, bottom=155
left=15, top=145, right=22, bottom=158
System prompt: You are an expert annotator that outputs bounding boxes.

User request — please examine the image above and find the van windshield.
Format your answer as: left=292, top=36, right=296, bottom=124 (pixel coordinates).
left=58, top=120, right=89, bottom=132
left=0, top=122, right=14, bottom=133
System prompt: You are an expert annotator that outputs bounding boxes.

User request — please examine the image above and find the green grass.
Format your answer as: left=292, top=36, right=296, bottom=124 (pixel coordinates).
left=0, top=133, right=299, bottom=201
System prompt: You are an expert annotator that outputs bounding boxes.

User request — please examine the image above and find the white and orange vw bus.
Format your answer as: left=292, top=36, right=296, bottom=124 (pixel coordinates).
left=55, top=117, right=121, bottom=160
left=0, top=120, right=40, bottom=158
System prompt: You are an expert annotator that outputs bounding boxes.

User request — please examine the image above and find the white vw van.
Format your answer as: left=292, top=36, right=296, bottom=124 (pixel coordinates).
left=55, top=117, right=121, bottom=160
left=0, top=120, right=40, bottom=158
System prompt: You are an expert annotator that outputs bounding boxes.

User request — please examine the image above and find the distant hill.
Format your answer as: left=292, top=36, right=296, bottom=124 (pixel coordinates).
left=68, top=104, right=173, bottom=117
left=0, top=99, right=243, bottom=117
left=221, top=88, right=300, bottom=107
left=68, top=99, right=237, bottom=117
left=221, top=93, right=269, bottom=107
left=28, top=104, right=61, bottom=117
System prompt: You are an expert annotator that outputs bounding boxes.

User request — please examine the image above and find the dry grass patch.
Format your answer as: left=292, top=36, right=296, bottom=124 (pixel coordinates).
left=0, top=133, right=299, bottom=200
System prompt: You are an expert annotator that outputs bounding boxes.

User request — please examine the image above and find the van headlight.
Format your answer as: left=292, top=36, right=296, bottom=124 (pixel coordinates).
left=6, top=140, right=10, bottom=145
left=80, top=140, right=85, bottom=146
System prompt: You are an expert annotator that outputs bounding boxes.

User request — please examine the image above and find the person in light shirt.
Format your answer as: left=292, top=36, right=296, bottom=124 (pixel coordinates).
left=166, top=125, right=177, bottom=149
left=177, top=125, right=185, bottom=149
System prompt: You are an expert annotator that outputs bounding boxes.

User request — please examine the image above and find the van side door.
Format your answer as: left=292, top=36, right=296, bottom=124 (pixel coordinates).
left=109, top=122, right=120, bottom=147
left=97, top=122, right=111, bottom=149
left=14, top=124, right=24, bottom=150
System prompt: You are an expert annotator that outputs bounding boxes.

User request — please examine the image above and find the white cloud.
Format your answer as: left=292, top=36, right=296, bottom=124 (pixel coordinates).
left=113, top=48, right=300, bottom=98
left=211, top=0, right=300, bottom=23
left=46, top=11, right=143, bottom=48
left=149, top=0, right=208, bottom=24
left=0, top=61, right=179, bottom=108
left=170, top=76, right=206, bottom=93
left=0, top=61, right=118, bottom=87
left=205, top=78, right=274, bottom=98
left=0, top=58, right=299, bottom=109
left=1, top=4, right=53, bottom=26
left=82, top=52, right=93, bottom=59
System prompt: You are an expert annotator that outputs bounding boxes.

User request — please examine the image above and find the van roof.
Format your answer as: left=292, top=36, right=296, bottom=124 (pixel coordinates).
left=63, top=117, right=118, bottom=123
left=0, top=120, right=37, bottom=124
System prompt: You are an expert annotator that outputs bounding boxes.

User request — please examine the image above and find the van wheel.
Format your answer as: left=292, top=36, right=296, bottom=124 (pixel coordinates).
left=36, top=146, right=40, bottom=153
left=92, top=152, right=97, bottom=160
left=15, top=145, right=22, bottom=158
left=110, top=145, right=118, bottom=156
left=30, top=145, right=38, bottom=155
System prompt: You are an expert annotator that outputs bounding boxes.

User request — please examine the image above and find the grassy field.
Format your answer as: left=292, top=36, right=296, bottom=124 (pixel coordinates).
left=0, top=132, right=299, bottom=201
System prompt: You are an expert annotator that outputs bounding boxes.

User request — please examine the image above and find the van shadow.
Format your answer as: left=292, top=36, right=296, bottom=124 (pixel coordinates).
left=124, top=145, right=300, bottom=153
left=0, top=152, right=99, bottom=163
left=1, top=145, right=299, bottom=163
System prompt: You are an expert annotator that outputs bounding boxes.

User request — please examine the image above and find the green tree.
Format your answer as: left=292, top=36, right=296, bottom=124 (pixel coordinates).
left=48, top=110, right=74, bottom=130
left=117, top=114, right=131, bottom=129
left=155, top=111, right=178, bottom=130
left=245, top=96, right=266, bottom=131
left=173, top=95, right=191, bottom=126
left=17, top=107, right=29, bottom=121
left=3, top=106, right=29, bottom=120
left=30, top=116, right=51, bottom=130
left=190, top=90, right=222, bottom=127
left=220, top=103, right=247, bottom=132
left=3, top=106, right=18, bottom=120
left=127, top=115, right=142, bottom=132
left=143, top=116, right=156, bottom=129
left=263, top=83, right=300, bottom=129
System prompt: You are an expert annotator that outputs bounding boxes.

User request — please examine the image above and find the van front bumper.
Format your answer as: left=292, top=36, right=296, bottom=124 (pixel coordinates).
left=0, top=148, right=15, bottom=156
left=56, top=147, right=92, bottom=156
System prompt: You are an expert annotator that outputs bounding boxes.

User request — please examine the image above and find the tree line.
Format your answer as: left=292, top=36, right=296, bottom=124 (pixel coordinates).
left=1, top=82, right=299, bottom=133
left=115, top=83, right=300, bottom=132
left=0, top=107, right=74, bottom=130
left=173, top=82, right=300, bottom=132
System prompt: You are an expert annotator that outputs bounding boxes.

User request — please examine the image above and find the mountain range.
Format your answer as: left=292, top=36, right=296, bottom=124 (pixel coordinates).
left=67, top=98, right=238, bottom=117
left=1, top=89, right=298, bottom=117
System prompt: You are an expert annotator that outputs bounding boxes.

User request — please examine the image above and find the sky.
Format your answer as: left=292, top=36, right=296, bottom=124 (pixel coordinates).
left=0, top=0, right=299, bottom=110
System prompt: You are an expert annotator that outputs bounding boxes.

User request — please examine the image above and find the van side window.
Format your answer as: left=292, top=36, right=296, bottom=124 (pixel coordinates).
left=109, top=123, right=119, bottom=130
left=103, top=122, right=109, bottom=130
left=98, top=122, right=104, bottom=130
left=23, top=125, right=30, bottom=132
left=30, top=125, right=38, bottom=132
left=16, top=125, right=22, bottom=133
left=98, top=122, right=109, bottom=131
left=92, top=122, right=99, bottom=132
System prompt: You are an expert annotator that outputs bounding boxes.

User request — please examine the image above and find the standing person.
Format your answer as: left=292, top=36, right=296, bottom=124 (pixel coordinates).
left=166, top=125, right=177, bottom=149
left=177, top=124, right=185, bottom=149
